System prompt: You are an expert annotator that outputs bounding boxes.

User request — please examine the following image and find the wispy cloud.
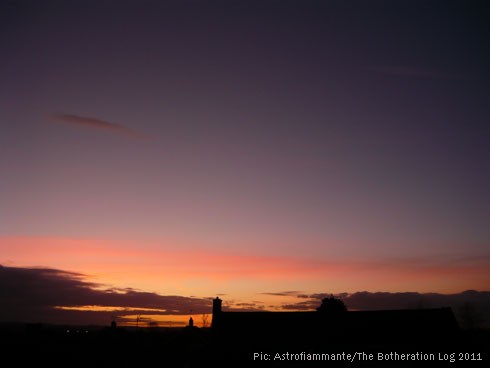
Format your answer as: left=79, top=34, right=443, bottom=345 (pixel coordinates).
left=50, top=113, right=148, bottom=139
left=228, top=302, right=265, bottom=311
left=260, top=291, right=302, bottom=297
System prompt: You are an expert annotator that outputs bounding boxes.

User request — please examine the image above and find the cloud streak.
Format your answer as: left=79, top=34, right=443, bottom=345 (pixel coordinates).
left=260, top=291, right=302, bottom=297
left=50, top=113, right=148, bottom=139
left=366, top=65, right=470, bottom=80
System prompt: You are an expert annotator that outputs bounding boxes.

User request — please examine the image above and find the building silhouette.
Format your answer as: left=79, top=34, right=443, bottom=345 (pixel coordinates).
left=210, top=296, right=459, bottom=346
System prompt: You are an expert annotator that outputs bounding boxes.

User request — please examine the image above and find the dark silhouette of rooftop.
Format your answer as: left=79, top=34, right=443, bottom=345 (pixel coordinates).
left=210, top=296, right=460, bottom=346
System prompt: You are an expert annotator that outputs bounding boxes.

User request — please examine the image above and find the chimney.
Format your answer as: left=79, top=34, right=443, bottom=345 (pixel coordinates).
left=211, top=297, right=222, bottom=329
left=212, top=297, right=222, bottom=315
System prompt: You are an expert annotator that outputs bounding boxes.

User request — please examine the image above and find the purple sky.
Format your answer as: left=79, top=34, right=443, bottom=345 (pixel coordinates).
left=1, top=1, right=489, bottom=312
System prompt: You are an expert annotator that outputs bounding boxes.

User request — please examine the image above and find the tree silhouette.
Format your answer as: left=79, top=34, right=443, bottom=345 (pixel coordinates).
left=201, top=314, right=209, bottom=328
left=459, top=302, right=483, bottom=330
left=316, top=295, right=347, bottom=314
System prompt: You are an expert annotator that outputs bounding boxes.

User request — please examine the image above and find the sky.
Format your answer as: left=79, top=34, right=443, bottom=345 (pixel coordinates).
left=1, top=0, right=489, bottom=326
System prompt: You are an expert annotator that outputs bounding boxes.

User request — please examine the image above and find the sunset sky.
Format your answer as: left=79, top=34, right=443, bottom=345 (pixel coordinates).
left=1, top=0, right=489, bottom=326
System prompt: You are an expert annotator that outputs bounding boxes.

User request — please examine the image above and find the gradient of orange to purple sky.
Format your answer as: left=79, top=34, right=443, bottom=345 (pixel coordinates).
left=1, top=0, right=489, bottom=326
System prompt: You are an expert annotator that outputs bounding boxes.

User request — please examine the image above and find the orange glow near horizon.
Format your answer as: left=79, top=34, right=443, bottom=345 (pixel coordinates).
left=1, top=236, right=489, bottom=303
left=54, top=305, right=168, bottom=313
left=119, top=314, right=203, bottom=327
left=52, top=306, right=199, bottom=327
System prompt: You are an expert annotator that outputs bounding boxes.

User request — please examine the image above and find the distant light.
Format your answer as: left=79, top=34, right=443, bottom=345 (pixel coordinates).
left=66, top=330, right=70, bottom=333
left=85, top=330, right=88, bottom=333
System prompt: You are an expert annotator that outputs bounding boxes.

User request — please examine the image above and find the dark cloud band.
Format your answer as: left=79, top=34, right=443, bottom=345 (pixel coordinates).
left=0, top=265, right=210, bottom=325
